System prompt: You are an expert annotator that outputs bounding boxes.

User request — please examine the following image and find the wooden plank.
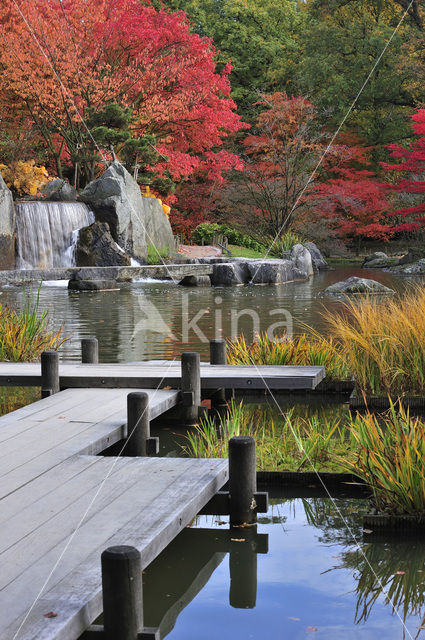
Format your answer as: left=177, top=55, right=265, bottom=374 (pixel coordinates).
left=3, top=458, right=228, bottom=640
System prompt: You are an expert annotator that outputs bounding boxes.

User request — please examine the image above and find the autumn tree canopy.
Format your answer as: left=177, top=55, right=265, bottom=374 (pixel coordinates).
left=0, top=0, right=245, bottom=190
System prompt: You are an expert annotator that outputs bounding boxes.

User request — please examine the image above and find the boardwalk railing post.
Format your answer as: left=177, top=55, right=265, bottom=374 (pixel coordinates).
left=229, top=436, right=257, bottom=526
left=101, top=545, right=143, bottom=640
left=41, top=350, right=59, bottom=398
left=210, top=339, right=227, bottom=409
left=81, top=337, right=99, bottom=364
left=181, top=352, right=201, bottom=425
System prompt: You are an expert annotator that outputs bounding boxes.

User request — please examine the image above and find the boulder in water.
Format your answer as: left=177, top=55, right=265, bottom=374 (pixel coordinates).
left=362, top=252, right=397, bottom=268
left=324, top=276, right=394, bottom=296
left=387, top=259, right=425, bottom=275
left=42, top=179, right=77, bottom=202
left=80, top=162, right=174, bottom=262
left=0, top=171, right=15, bottom=269
left=290, top=243, right=314, bottom=277
left=303, top=242, right=328, bottom=271
left=75, top=221, right=131, bottom=267
left=398, top=248, right=425, bottom=265
left=68, top=278, right=119, bottom=291
left=178, top=275, right=211, bottom=286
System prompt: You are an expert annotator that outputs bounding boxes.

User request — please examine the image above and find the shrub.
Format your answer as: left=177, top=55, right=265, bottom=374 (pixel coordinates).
left=191, top=222, right=264, bottom=252
left=267, top=231, right=304, bottom=257
left=0, top=160, right=51, bottom=196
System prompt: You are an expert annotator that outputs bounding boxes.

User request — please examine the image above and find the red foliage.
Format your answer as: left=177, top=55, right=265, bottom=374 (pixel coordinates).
left=0, top=0, right=245, bottom=191
left=382, top=109, right=425, bottom=232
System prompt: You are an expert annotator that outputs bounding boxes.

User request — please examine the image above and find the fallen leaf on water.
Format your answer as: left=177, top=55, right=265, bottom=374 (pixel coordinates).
left=217, top=520, right=226, bottom=525
left=162, top=385, right=171, bottom=390
left=363, top=529, right=373, bottom=534
left=230, top=536, right=246, bottom=542
left=288, top=617, right=300, bottom=621
left=43, top=612, right=58, bottom=618
left=396, top=571, right=405, bottom=575
left=417, top=625, right=425, bottom=629
left=306, top=627, right=317, bottom=632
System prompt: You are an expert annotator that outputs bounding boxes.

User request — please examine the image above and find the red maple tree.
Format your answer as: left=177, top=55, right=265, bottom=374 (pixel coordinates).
left=382, top=109, right=425, bottom=233
left=0, top=0, right=245, bottom=190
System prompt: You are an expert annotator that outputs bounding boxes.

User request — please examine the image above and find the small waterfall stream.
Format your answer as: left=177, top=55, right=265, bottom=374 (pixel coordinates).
left=15, top=201, right=95, bottom=269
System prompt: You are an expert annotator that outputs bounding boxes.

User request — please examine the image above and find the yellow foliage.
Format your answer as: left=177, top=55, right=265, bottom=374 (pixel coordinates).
left=0, top=160, right=51, bottom=196
left=141, top=185, right=170, bottom=216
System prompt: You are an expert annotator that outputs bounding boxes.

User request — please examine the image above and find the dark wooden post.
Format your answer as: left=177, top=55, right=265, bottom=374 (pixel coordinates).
left=41, top=350, right=59, bottom=398
left=229, top=527, right=257, bottom=608
left=101, top=545, right=143, bottom=640
left=127, top=392, right=149, bottom=457
left=181, top=352, right=201, bottom=424
left=81, top=337, right=98, bottom=364
left=210, top=339, right=226, bottom=408
left=229, top=436, right=257, bottom=526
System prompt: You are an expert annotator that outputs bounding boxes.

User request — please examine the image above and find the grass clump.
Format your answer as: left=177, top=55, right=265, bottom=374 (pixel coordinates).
left=183, top=401, right=352, bottom=472
left=267, top=232, right=304, bottom=256
left=0, top=289, right=65, bottom=361
left=325, top=286, right=425, bottom=396
left=342, top=401, right=425, bottom=516
left=227, top=332, right=351, bottom=381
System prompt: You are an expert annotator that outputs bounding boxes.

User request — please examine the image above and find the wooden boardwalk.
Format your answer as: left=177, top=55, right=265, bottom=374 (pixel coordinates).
left=0, top=360, right=325, bottom=390
left=0, top=389, right=227, bottom=640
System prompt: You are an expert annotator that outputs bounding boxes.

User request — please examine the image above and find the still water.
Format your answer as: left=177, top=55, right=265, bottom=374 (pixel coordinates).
left=0, top=266, right=414, bottom=362
left=143, top=495, right=425, bottom=640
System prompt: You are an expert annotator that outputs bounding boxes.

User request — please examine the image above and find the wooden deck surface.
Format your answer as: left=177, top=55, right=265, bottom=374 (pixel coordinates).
left=0, top=388, right=228, bottom=640
left=0, top=360, right=325, bottom=390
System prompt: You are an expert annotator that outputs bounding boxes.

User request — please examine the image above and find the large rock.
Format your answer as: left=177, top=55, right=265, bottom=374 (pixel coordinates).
left=398, top=248, right=425, bottom=265
left=178, top=275, right=211, bottom=286
left=80, top=162, right=174, bottom=262
left=210, top=262, right=250, bottom=286
left=75, top=221, right=131, bottom=267
left=247, top=259, right=306, bottom=284
left=324, top=276, right=394, bottom=296
left=362, top=252, right=397, bottom=269
left=42, top=179, right=77, bottom=202
left=303, top=242, right=328, bottom=271
left=290, top=243, right=314, bottom=277
left=388, top=259, right=425, bottom=275
left=0, top=172, right=15, bottom=269
left=68, top=279, right=119, bottom=291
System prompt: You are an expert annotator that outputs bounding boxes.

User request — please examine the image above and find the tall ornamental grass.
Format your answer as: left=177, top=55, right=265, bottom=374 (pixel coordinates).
left=0, top=289, right=65, bottom=361
left=183, top=401, right=351, bottom=472
left=227, top=332, right=351, bottom=381
left=343, top=402, right=425, bottom=515
left=325, top=286, right=425, bottom=396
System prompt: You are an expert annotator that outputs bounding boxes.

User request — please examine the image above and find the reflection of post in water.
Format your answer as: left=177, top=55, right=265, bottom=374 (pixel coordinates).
left=229, top=525, right=267, bottom=609
left=143, top=526, right=268, bottom=635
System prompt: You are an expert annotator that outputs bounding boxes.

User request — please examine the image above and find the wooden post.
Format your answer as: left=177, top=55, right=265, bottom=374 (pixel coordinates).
left=229, top=527, right=257, bottom=608
left=181, top=352, right=201, bottom=425
left=127, top=392, right=149, bottom=457
left=229, top=436, right=257, bottom=526
left=81, top=337, right=99, bottom=364
left=41, top=350, right=59, bottom=398
left=101, top=545, right=143, bottom=640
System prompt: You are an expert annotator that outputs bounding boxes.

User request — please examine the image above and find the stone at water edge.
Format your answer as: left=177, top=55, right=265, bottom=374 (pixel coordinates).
left=210, top=262, right=249, bottom=286
left=362, top=252, right=398, bottom=268
left=398, top=248, right=425, bottom=265
left=0, top=171, right=15, bottom=270
left=323, top=276, right=395, bottom=296
left=80, top=161, right=174, bottom=262
left=290, top=243, right=314, bottom=277
left=387, top=259, right=425, bottom=276
left=303, top=242, right=328, bottom=271
left=178, top=275, right=211, bottom=287
left=68, top=279, right=119, bottom=291
left=75, top=221, right=131, bottom=267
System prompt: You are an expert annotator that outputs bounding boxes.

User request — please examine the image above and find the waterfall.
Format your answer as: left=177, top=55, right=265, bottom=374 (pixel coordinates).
left=15, top=201, right=95, bottom=269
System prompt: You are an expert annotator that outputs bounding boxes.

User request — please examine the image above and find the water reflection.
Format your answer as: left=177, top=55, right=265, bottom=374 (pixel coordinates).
left=143, top=497, right=425, bottom=640
left=0, top=267, right=418, bottom=362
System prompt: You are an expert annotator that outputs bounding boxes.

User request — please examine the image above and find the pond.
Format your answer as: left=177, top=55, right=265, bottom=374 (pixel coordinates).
left=0, top=265, right=417, bottom=362
left=142, top=494, right=425, bottom=640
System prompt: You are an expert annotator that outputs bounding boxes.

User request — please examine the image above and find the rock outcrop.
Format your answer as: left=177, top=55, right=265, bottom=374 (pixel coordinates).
left=303, top=242, right=328, bottom=271
left=0, top=172, right=15, bottom=269
left=387, top=259, right=425, bottom=276
left=290, top=244, right=314, bottom=277
left=80, top=161, right=174, bottom=262
left=398, top=248, right=425, bottom=265
left=178, top=275, right=211, bottom=286
left=362, top=252, right=398, bottom=268
left=42, top=179, right=77, bottom=202
left=75, top=221, right=131, bottom=267
left=324, top=276, right=395, bottom=296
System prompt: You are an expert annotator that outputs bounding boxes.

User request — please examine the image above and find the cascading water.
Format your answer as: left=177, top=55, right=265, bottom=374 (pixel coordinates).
left=15, top=201, right=95, bottom=269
